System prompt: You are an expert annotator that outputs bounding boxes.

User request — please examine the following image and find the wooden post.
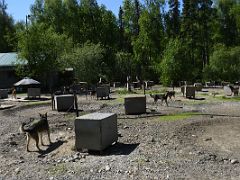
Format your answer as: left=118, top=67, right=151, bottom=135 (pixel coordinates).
left=51, top=94, right=55, bottom=110
left=74, top=92, right=79, bottom=117
left=143, top=81, right=146, bottom=95
left=127, top=76, right=131, bottom=92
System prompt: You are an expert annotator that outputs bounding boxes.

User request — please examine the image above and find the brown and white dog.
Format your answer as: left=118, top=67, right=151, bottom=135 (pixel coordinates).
left=20, top=113, right=51, bottom=152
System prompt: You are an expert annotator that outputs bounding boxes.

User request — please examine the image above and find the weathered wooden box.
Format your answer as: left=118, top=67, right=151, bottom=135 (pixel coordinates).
left=0, top=89, right=8, bottom=99
left=185, top=86, right=196, bottom=98
left=54, top=94, right=74, bottom=111
left=75, top=113, right=118, bottom=151
left=181, top=86, right=196, bottom=98
left=27, top=88, right=41, bottom=99
left=96, top=86, right=110, bottom=100
left=124, top=95, right=146, bottom=115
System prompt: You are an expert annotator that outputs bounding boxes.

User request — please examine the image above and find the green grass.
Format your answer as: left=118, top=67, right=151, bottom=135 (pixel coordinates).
left=16, top=93, right=27, bottom=97
left=24, top=100, right=51, bottom=107
left=111, top=96, right=124, bottom=104
left=115, top=88, right=136, bottom=95
left=145, top=88, right=167, bottom=94
left=214, top=95, right=240, bottom=101
left=48, top=164, right=68, bottom=176
left=152, top=112, right=201, bottom=122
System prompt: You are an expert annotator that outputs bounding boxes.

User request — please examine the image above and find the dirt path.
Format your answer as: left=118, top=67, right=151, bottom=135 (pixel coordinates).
left=1, top=94, right=240, bottom=179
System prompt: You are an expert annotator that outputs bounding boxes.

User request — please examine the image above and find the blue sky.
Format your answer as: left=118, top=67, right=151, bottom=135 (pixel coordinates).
left=5, top=0, right=124, bottom=22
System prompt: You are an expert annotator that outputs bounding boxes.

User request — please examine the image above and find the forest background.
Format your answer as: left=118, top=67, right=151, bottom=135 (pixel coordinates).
left=1, top=0, right=240, bottom=87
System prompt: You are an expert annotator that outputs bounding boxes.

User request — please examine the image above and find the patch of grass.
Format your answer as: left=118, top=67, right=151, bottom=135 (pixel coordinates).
left=48, top=164, right=68, bottom=176
left=115, top=88, right=136, bottom=95
left=145, top=89, right=167, bottom=94
left=137, top=157, right=146, bottom=166
left=214, top=96, right=240, bottom=101
left=197, top=92, right=210, bottom=97
left=64, top=113, right=76, bottom=121
left=179, top=97, right=208, bottom=105
left=110, top=97, right=124, bottom=104
left=153, top=112, right=200, bottom=122
left=25, top=101, right=51, bottom=107
left=16, top=93, right=27, bottom=97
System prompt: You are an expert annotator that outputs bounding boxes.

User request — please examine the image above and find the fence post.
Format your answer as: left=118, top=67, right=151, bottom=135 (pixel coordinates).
left=74, top=92, right=79, bottom=117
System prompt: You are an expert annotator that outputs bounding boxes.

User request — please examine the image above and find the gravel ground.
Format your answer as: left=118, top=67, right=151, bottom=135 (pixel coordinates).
left=1, top=89, right=240, bottom=180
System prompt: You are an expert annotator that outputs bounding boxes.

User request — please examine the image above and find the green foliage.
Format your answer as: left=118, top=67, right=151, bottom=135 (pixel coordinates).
left=145, top=88, right=167, bottom=94
left=17, top=23, right=72, bottom=80
left=203, top=44, right=240, bottom=81
left=1, top=0, right=240, bottom=89
left=0, top=1, right=16, bottom=52
left=167, top=0, right=180, bottom=37
left=159, top=38, right=184, bottom=86
left=232, top=4, right=240, bottom=28
left=114, top=52, right=135, bottom=82
left=217, top=0, right=239, bottom=46
left=60, top=42, right=106, bottom=83
left=153, top=112, right=200, bottom=122
left=215, top=96, right=240, bottom=101
left=48, top=164, right=67, bottom=176
left=115, top=88, right=135, bottom=95
left=133, top=1, right=165, bottom=81
left=44, top=0, right=65, bottom=33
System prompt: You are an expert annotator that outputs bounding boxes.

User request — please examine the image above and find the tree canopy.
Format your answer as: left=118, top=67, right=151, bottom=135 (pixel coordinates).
left=1, top=0, right=240, bottom=87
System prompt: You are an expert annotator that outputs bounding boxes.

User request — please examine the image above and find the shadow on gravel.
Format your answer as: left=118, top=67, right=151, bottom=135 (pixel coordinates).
left=24, top=97, right=51, bottom=101
left=89, top=142, right=140, bottom=156
left=118, top=113, right=162, bottom=119
left=97, top=97, right=117, bottom=101
left=188, top=97, right=205, bottom=100
left=38, top=140, right=66, bottom=157
left=167, top=105, right=183, bottom=108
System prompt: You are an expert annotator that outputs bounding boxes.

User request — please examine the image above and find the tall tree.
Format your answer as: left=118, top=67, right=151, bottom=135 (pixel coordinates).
left=80, top=0, right=98, bottom=8
left=181, top=0, right=200, bottom=80
left=122, top=0, right=135, bottom=52
left=0, top=0, right=16, bottom=52
left=17, top=23, right=72, bottom=88
left=80, top=0, right=101, bottom=43
left=168, top=0, right=180, bottom=37
left=217, top=0, right=239, bottom=46
left=122, top=0, right=134, bottom=36
left=133, top=0, right=140, bottom=36
left=44, top=0, right=65, bottom=33
left=118, top=6, right=124, bottom=50
left=30, top=0, right=44, bottom=23
left=133, top=0, right=165, bottom=80
left=98, top=6, right=119, bottom=48
left=198, top=0, right=215, bottom=67
left=63, top=0, right=80, bottom=44
left=60, top=42, right=105, bottom=83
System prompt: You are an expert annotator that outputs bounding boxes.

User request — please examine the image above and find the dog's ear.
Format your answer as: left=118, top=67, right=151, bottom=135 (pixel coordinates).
left=39, top=113, right=44, bottom=118
left=45, top=112, right=47, bottom=117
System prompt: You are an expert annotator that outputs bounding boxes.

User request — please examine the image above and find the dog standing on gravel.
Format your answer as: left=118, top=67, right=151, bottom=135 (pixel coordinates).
left=150, top=93, right=169, bottom=106
left=166, top=91, right=175, bottom=100
left=20, top=113, right=51, bottom=152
